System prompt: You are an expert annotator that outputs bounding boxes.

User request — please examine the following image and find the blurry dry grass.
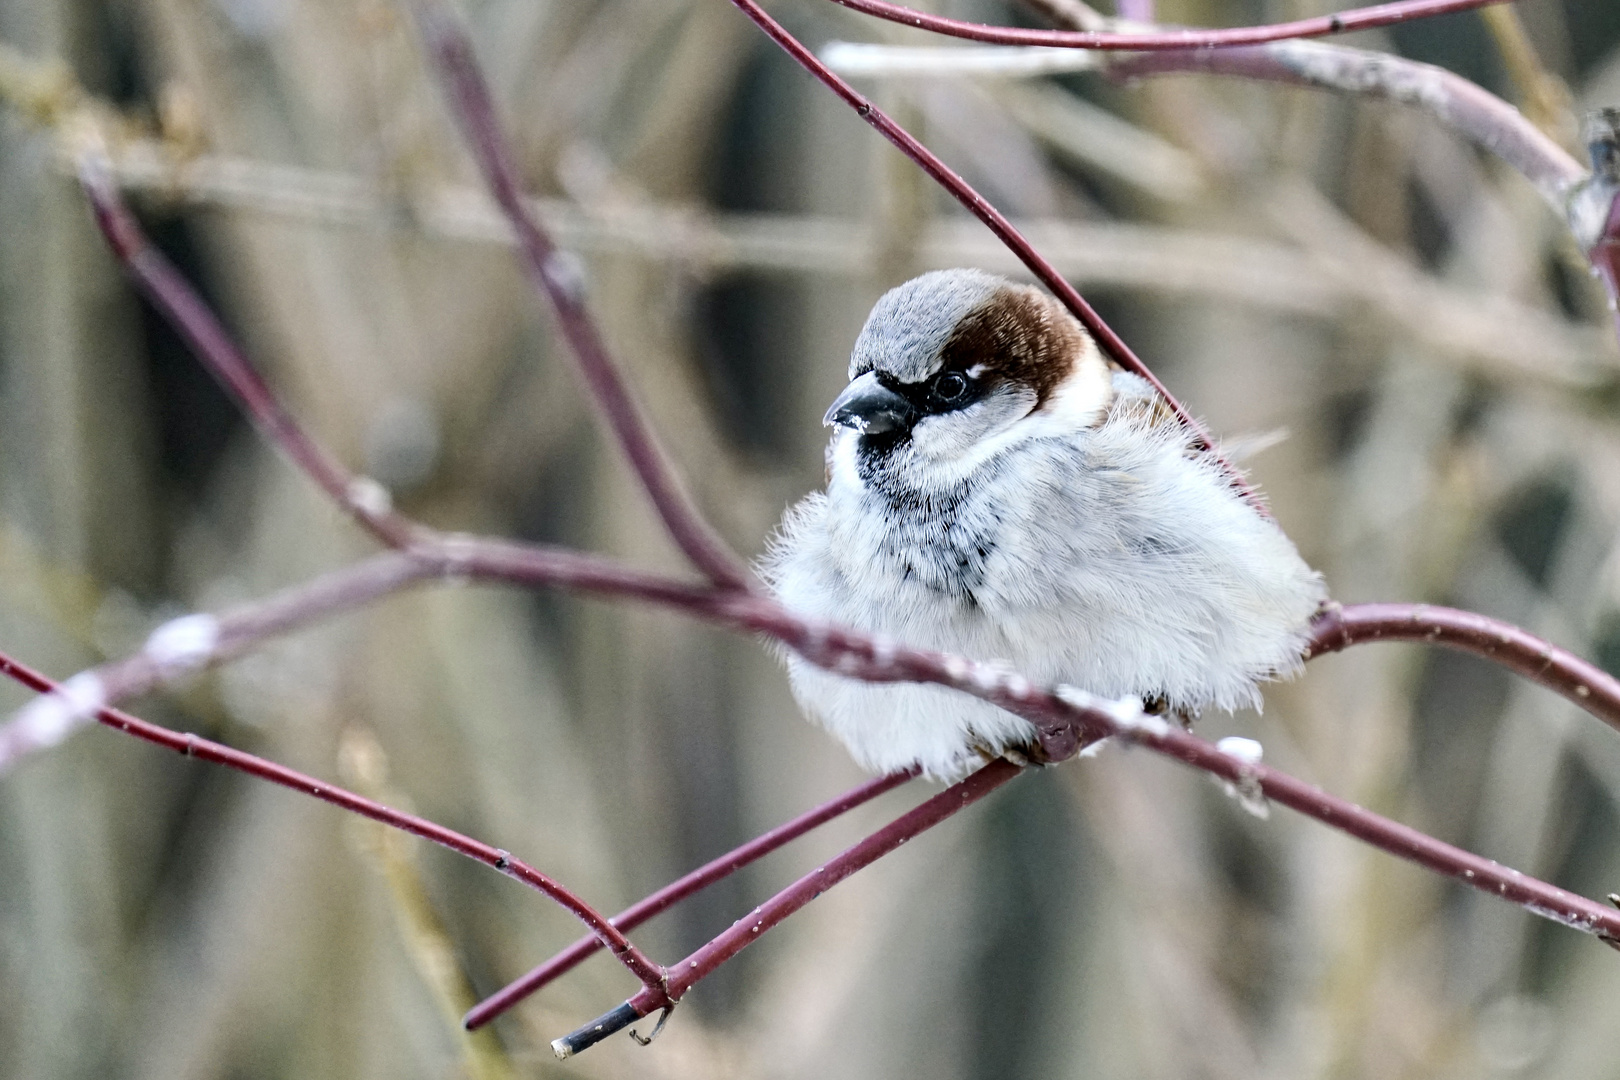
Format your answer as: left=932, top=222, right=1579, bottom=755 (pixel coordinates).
left=3, top=0, right=1620, bottom=1077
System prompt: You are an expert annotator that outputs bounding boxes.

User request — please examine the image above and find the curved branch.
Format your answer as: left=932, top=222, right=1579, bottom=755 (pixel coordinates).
left=1307, top=602, right=1620, bottom=734
left=0, top=648, right=671, bottom=1003
left=823, top=0, right=1504, bottom=52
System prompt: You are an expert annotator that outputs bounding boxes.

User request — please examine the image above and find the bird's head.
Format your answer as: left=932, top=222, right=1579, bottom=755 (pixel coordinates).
left=824, top=269, right=1113, bottom=489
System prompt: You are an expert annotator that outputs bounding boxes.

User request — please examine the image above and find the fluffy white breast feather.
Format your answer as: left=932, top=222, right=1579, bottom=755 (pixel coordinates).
left=763, top=270, right=1325, bottom=780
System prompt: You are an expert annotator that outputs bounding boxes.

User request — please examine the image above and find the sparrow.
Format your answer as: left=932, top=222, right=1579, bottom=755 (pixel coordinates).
left=763, top=269, right=1326, bottom=780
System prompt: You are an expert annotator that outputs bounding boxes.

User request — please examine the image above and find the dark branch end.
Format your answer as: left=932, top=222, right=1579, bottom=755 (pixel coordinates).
left=550, top=1001, right=644, bottom=1058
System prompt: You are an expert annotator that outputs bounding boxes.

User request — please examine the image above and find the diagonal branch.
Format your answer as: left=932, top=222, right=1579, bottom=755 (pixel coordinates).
left=410, top=1, right=749, bottom=591
left=556, top=759, right=1024, bottom=1057
left=819, top=38, right=1582, bottom=214
left=0, top=647, right=672, bottom=1002
left=462, top=766, right=916, bottom=1031
left=79, top=155, right=417, bottom=549
left=718, top=0, right=1263, bottom=511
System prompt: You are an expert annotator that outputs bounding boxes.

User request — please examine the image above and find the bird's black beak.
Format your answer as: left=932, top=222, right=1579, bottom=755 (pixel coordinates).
left=823, top=371, right=916, bottom=435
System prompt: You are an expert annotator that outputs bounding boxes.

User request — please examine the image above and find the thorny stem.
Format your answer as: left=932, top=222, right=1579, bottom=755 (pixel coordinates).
left=823, top=0, right=1506, bottom=51
left=721, top=0, right=1267, bottom=514
left=0, top=647, right=671, bottom=1002
left=464, top=767, right=916, bottom=1031
left=410, top=0, right=749, bottom=591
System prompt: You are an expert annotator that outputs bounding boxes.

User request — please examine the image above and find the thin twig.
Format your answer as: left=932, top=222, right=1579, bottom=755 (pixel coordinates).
left=410, top=0, right=749, bottom=591
left=720, top=0, right=1263, bottom=513
left=0, top=647, right=672, bottom=1002
left=78, top=155, right=417, bottom=549
left=1307, top=602, right=1620, bottom=735
left=0, top=552, right=438, bottom=769
left=557, top=759, right=1024, bottom=1057
left=464, top=767, right=916, bottom=1030
left=822, top=0, right=1504, bottom=51
left=1001, top=0, right=1614, bottom=347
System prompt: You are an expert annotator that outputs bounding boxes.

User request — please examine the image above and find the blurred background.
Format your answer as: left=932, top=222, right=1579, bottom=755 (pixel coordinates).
left=3, top=0, right=1620, bottom=1076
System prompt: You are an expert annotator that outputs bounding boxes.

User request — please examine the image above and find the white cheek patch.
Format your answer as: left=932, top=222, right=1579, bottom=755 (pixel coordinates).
left=1038, top=340, right=1113, bottom=429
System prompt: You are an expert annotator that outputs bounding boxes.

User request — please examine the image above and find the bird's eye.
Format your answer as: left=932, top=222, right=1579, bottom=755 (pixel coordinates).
left=931, top=371, right=970, bottom=405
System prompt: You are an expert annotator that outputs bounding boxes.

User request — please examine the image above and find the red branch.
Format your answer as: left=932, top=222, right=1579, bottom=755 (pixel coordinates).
left=410, top=4, right=748, bottom=591
left=825, top=0, right=1504, bottom=51
left=78, top=158, right=416, bottom=549
left=11, top=527, right=1620, bottom=1040
left=559, top=760, right=1024, bottom=1056
left=10, top=539, right=1620, bottom=1049
left=1307, top=602, right=1620, bottom=734
left=719, top=0, right=1261, bottom=513
left=464, top=767, right=915, bottom=1031
left=0, top=647, right=672, bottom=1003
